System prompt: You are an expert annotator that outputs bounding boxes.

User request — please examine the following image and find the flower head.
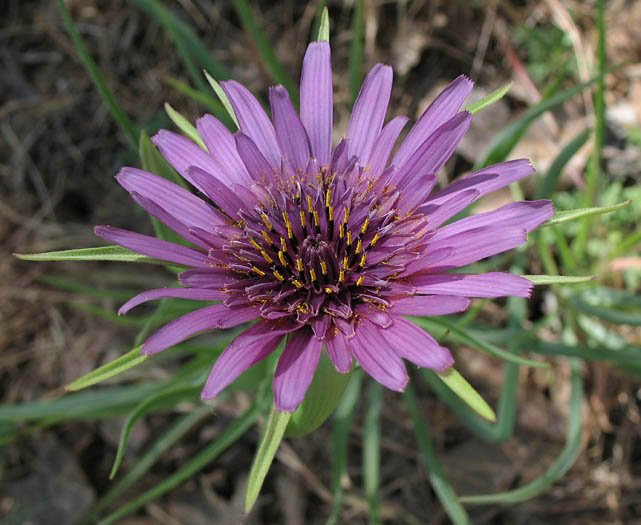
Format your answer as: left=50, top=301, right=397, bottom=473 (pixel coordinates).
left=96, top=41, right=553, bottom=412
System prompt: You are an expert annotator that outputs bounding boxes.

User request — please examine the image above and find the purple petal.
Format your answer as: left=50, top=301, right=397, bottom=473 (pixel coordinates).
left=178, top=268, right=239, bottom=289
left=392, top=295, right=471, bottom=316
left=397, top=174, right=437, bottom=213
left=273, top=327, right=323, bottom=412
left=426, top=226, right=527, bottom=270
left=119, top=287, right=226, bottom=315
left=346, top=64, right=393, bottom=164
left=220, top=80, right=281, bottom=168
left=94, top=225, right=209, bottom=268
left=201, top=320, right=297, bottom=399
left=418, top=189, right=480, bottom=229
left=269, top=85, right=311, bottom=172
left=350, top=320, right=408, bottom=391
left=235, top=132, right=277, bottom=182
left=196, top=114, right=251, bottom=183
left=394, top=112, right=473, bottom=190
left=393, top=75, right=474, bottom=167
left=426, top=159, right=534, bottom=206
left=325, top=329, right=352, bottom=373
left=300, top=41, right=333, bottom=165
left=151, top=130, right=232, bottom=189
left=142, top=304, right=259, bottom=355
left=368, top=116, right=409, bottom=177
left=187, top=166, right=247, bottom=217
left=412, top=272, right=533, bottom=298
left=117, top=168, right=225, bottom=231
left=383, top=316, right=454, bottom=371
left=434, top=200, right=554, bottom=239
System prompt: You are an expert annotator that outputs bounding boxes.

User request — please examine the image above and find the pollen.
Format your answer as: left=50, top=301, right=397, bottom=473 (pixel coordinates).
left=273, top=270, right=285, bottom=281
left=261, top=212, right=272, bottom=231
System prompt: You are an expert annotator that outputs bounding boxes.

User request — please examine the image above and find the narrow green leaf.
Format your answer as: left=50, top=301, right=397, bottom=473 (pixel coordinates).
left=523, top=274, right=594, bottom=285
left=84, top=408, right=209, bottom=522
left=230, top=0, right=298, bottom=105
left=286, top=352, right=351, bottom=437
left=411, top=317, right=548, bottom=368
left=538, top=129, right=591, bottom=199
left=530, top=340, right=641, bottom=367
left=110, top=385, right=202, bottom=478
left=203, top=70, right=240, bottom=129
left=436, top=368, right=496, bottom=422
left=328, top=371, right=362, bottom=525
left=66, top=346, right=149, bottom=392
left=405, top=385, right=470, bottom=525
left=245, top=405, right=292, bottom=512
left=38, top=274, right=136, bottom=301
left=543, top=201, right=631, bottom=227
left=465, top=83, right=512, bottom=115
left=363, top=381, right=382, bottom=525
left=164, top=77, right=234, bottom=128
left=460, top=358, right=584, bottom=504
left=348, top=0, right=365, bottom=105
left=15, top=246, right=158, bottom=264
left=475, top=76, right=600, bottom=169
left=99, top=402, right=258, bottom=525
left=56, top=0, right=137, bottom=149
left=316, top=7, right=330, bottom=42
left=164, top=103, right=206, bottom=149
left=569, top=295, right=641, bottom=326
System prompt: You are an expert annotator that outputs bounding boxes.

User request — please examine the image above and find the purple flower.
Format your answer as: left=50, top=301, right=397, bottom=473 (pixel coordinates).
left=95, top=41, right=553, bottom=412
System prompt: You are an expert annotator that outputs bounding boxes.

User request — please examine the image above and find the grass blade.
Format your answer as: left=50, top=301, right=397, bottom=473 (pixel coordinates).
left=15, top=246, right=158, bottom=264
left=569, top=296, right=641, bottom=326
left=328, top=371, right=363, bottom=525
left=405, top=385, right=470, bottom=525
left=537, top=129, right=591, bottom=199
left=460, top=358, right=584, bottom=504
left=245, top=405, right=292, bottom=512
left=66, top=346, right=149, bottom=392
left=38, top=274, right=137, bottom=301
left=411, top=317, right=548, bottom=368
left=348, top=0, right=365, bottom=105
left=99, top=401, right=259, bottom=525
left=436, top=368, right=496, bottom=422
left=204, top=71, right=240, bottom=129
left=230, top=0, right=297, bottom=105
left=56, top=0, right=138, bottom=149
left=465, top=83, right=512, bottom=115
left=363, top=380, right=382, bottom=524
left=110, top=385, right=202, bottom=478
left=543, top=201, right=631, bottom=227
left=164, top=77, right=230, bottom=119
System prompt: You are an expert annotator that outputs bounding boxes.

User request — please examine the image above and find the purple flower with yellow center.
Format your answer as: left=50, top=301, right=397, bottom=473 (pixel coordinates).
left=95, top=41, right=553, bottom=412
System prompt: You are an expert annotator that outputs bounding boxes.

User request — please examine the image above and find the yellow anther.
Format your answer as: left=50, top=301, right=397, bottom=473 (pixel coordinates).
left=356, top=275, right=365, bottom=286
left=310, top=268, right=317, bottom=282
left=252, top=266, right=266, bottom=276
left=328, top=205, right=334, bottom=221
left=280, top=237, right=287, bottom=251
left=339, top=223, right=344, bottom=239
left=296, top=258, right=304, bottom=272
left=343, top=207, right=349, bottom=224
left=278, top=251, right=287, bottom=266
left=312, top=210, right=320, bottom=227
left=260, top=250, right=273, bottom=264
left=249, top=239, right=262, bottom=251
left=361, top=218, right=369, bottom=234
left=261, top=212, right=272, bottom=231
left=307, top=194, right=314, bottom=212
left=355, top=239, right=362, bottom=254
left=347, top=230, right=352, bottom=246
left=282, top=211, right=293, bottom=239
left=325, top=287, right=334, bottom=294
left=292, top=279, right=303, bottom=288
left=338, top=270, right=345, bottom=282
left=343, top=256, right=349, bottom=269
left=325, top=188, right=331, bottom=206
left=261, top=230, right=273, bottom=245
left=299, top=210, right=306, bottom=228
left=273, top=270, right=285, bottom=281
left=320, top=261, right=328, bottom=275
left=371, top=233, right=380, bottom=246
left=359, top=254, right=367, bottom=267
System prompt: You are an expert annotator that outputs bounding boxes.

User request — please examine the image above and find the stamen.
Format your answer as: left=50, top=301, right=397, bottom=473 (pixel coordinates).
left=328, top=205, right=334, bottom=221
left=343, top=207, right=349, bottom=224
left=252, top=266, right=266, bottom=276
left=280, top=237, right=287, bottom=252
left=312, top=210, right=320, bottom=227
left=338, top=270, right=345, bottom=282
left=282, top=211, right=293, bottom=239
left=347, top=230, right=352, bottom=246
left=299, top=210, right=306, bottom=229
left=356, top=275, right=365, bottom=286
left=339, top=223, right=344, bottom=239
left=355, top=239, right=362, bottom=254
left=361, top=217, right=369, bottom=234
left=359, top=254, right=367, bottom=267
left=273, top=270, right=285, bottom=281
left=320, top=261, right=328, bottom=275
left=307, top=194, right=314, bottom=212
left=343, top=256, right=349, bottom=269
left=325, top=287, right=334, bottom=294
left=325, top=188, right=331, bottom=206
left=292, top=279, right=303, bottom=288
left=261, top=212, right=272, bottom=231
left=371, top=233, right=380, bottom=246
left=249, top=239, right=262, bottom=251
left=278, top=251, right=287, bottom=266
left=260, top=250, right=273, bottom=264
left=310, top=268, right=317, bottom=282
left=262, top=230, right=273, bottom=245
left=296, top=258, right=304, bottom=272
